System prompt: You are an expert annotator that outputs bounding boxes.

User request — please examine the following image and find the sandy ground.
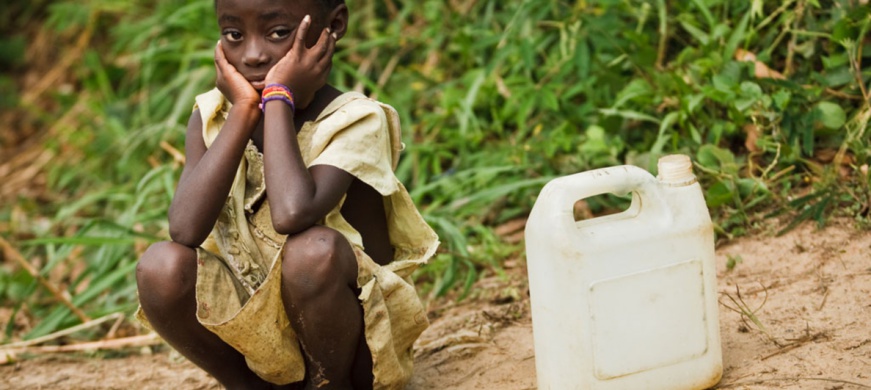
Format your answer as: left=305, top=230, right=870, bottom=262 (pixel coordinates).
left=1, top=220, right=870, bottom=389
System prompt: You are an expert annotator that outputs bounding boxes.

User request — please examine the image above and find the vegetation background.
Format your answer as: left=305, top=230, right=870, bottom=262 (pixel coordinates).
left=0, top=0, right=869, bottom=347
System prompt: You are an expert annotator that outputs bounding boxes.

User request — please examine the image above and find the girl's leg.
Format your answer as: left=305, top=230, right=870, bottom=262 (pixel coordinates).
left=280, top=226, right=373, bottom=390
left=136, top=241, right=290, bottom=390
left=350, top=328, right=375, bottom=390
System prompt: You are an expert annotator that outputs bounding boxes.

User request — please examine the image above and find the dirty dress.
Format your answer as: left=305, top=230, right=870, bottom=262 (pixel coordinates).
left=156, top=89, right=438, bottom=388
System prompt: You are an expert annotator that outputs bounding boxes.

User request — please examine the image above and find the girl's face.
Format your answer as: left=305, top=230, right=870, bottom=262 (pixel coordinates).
left=215, top=0, right=327, bottom=90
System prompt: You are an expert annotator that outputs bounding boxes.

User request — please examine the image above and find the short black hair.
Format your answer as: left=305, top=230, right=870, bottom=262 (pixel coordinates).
left=318, top=0, right=345, bottom=10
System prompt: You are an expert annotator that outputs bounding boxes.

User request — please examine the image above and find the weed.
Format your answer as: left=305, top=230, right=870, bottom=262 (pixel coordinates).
left=726, top=254, right=744, bottom=271
left=719, top=284, right=777, bottom=345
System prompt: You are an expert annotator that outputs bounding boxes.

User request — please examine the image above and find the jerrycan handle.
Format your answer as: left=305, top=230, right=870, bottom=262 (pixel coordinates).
left=535, top=165, right=663, bottom=225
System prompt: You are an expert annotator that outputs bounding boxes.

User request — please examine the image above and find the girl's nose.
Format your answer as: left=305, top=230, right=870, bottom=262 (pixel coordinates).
left=242, top=40, right=269, bottom=68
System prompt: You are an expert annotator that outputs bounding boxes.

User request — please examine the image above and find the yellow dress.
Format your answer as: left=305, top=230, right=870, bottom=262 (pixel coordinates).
left=155, top=89, right=439, bottom=389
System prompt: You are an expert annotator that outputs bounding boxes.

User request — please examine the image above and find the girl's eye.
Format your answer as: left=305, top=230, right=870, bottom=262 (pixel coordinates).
left=223, top=31, right=243, bottom=42
left=269, top=29, right=292, bottom=40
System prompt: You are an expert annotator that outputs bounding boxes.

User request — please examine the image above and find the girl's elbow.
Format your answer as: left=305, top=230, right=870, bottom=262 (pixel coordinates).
left=168, top=228, right=202, bottom=249
left=168, top=219, right=206, bottom=248
left=168, top=219, right=184, bottom=243
left=271, top=220, right=298, bottom=235
left=270, top=208, right=313, bottom=235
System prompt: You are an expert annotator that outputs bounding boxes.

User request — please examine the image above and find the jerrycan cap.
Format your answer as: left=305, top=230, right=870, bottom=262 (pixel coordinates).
left=657, top=154, right=697, bottom=186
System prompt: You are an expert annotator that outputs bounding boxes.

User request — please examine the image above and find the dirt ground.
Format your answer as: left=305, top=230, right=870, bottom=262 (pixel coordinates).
left=1, top=219, right=870, bottom=389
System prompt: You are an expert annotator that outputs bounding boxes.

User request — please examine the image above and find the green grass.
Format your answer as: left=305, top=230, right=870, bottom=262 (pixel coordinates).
left=1, top=0, right=869, bottom=340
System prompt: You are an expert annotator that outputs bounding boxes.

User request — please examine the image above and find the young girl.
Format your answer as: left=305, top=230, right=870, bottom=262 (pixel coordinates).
left=135, top=0, right=439, bottom=389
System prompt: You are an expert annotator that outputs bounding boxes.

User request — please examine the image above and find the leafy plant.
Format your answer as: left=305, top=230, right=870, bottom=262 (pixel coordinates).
left=1, top=0, right=869, bottom=339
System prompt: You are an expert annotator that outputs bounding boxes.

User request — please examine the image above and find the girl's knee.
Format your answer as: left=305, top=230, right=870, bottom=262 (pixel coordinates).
left=136, top=241, right=197, bottom=303
left=281, top=226, right=356, bottom=297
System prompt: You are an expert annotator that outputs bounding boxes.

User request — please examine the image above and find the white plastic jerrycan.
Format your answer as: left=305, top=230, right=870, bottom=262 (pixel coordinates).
left=525, top=154, right=722, bottom=390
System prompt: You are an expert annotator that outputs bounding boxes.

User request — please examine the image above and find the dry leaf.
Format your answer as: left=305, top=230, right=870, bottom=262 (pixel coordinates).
left=744, top=124, right=760, bottom=153
left=573, top=199, right=593, bottom=221
left=494, top=218, right=526, bottom=237
left=735, top=49, right=786, bottom=80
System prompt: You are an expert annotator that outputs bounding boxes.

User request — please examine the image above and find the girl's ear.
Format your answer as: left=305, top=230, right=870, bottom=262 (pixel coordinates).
left=327, top=4, right=349, bottom=41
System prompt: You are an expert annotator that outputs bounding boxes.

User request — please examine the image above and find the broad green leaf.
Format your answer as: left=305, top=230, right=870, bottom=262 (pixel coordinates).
left=736, top=178, right=768, bottom=198
left=772, top=90, right=792, bottom=111
left=696, top=144, right=737, bottom=174
left=735, top=81, right=764, bottom=111
left=815, top=101, right=847, bottom=130
left=686, top=93, right=705, bottom=113
left=612, top=79, right=652, bottom=109
left=705, top=181, right=733, bottom=208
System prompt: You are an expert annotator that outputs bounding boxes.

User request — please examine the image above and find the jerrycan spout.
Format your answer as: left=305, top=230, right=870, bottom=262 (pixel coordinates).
left=657, top=154, right=697, bottom=186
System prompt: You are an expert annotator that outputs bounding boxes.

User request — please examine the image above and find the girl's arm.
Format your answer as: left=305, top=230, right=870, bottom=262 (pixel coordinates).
left=167, top=43, right=261, bottom=247
left=167, top=105, right=258, bottom=247
left=262, top=17, right=349, bottom=235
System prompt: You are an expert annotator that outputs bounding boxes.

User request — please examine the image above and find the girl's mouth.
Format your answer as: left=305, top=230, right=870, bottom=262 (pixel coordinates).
left=249, top=79, right=266, bottom=90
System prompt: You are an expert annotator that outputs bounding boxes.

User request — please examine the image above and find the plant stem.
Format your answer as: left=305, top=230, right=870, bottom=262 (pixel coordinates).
left=655, top=0, right=668, bottom=70
left=0, top=236, right=90, bottom=324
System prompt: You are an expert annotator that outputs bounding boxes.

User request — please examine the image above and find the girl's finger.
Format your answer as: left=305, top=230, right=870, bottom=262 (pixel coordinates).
left=321, top=60, right=333, bottom=83
left=313, top=27, right=331, bottom=59
left=214, top=40, right=223, bottom=64
left=320, top=31, right=336, bottom=63
left=215, top=41, right=233, bottom=72
left=295, top=14, right=311, bottom=48
left=214, top=41, right=226, bottom=81
left=286, top=24, right=299, bottom=51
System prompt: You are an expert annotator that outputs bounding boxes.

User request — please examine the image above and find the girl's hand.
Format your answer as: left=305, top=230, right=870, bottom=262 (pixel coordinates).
left=264, top=15, right=336, bottom=110
left=215, top=41, right=260, bottom=110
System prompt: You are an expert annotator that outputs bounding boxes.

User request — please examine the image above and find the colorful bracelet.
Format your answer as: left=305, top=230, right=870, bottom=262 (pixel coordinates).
left=259, top=83, right=295, bottom=113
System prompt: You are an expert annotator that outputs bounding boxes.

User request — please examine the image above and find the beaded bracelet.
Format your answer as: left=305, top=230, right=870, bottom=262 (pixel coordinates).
left=260, top=83, right=295, bottom=113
